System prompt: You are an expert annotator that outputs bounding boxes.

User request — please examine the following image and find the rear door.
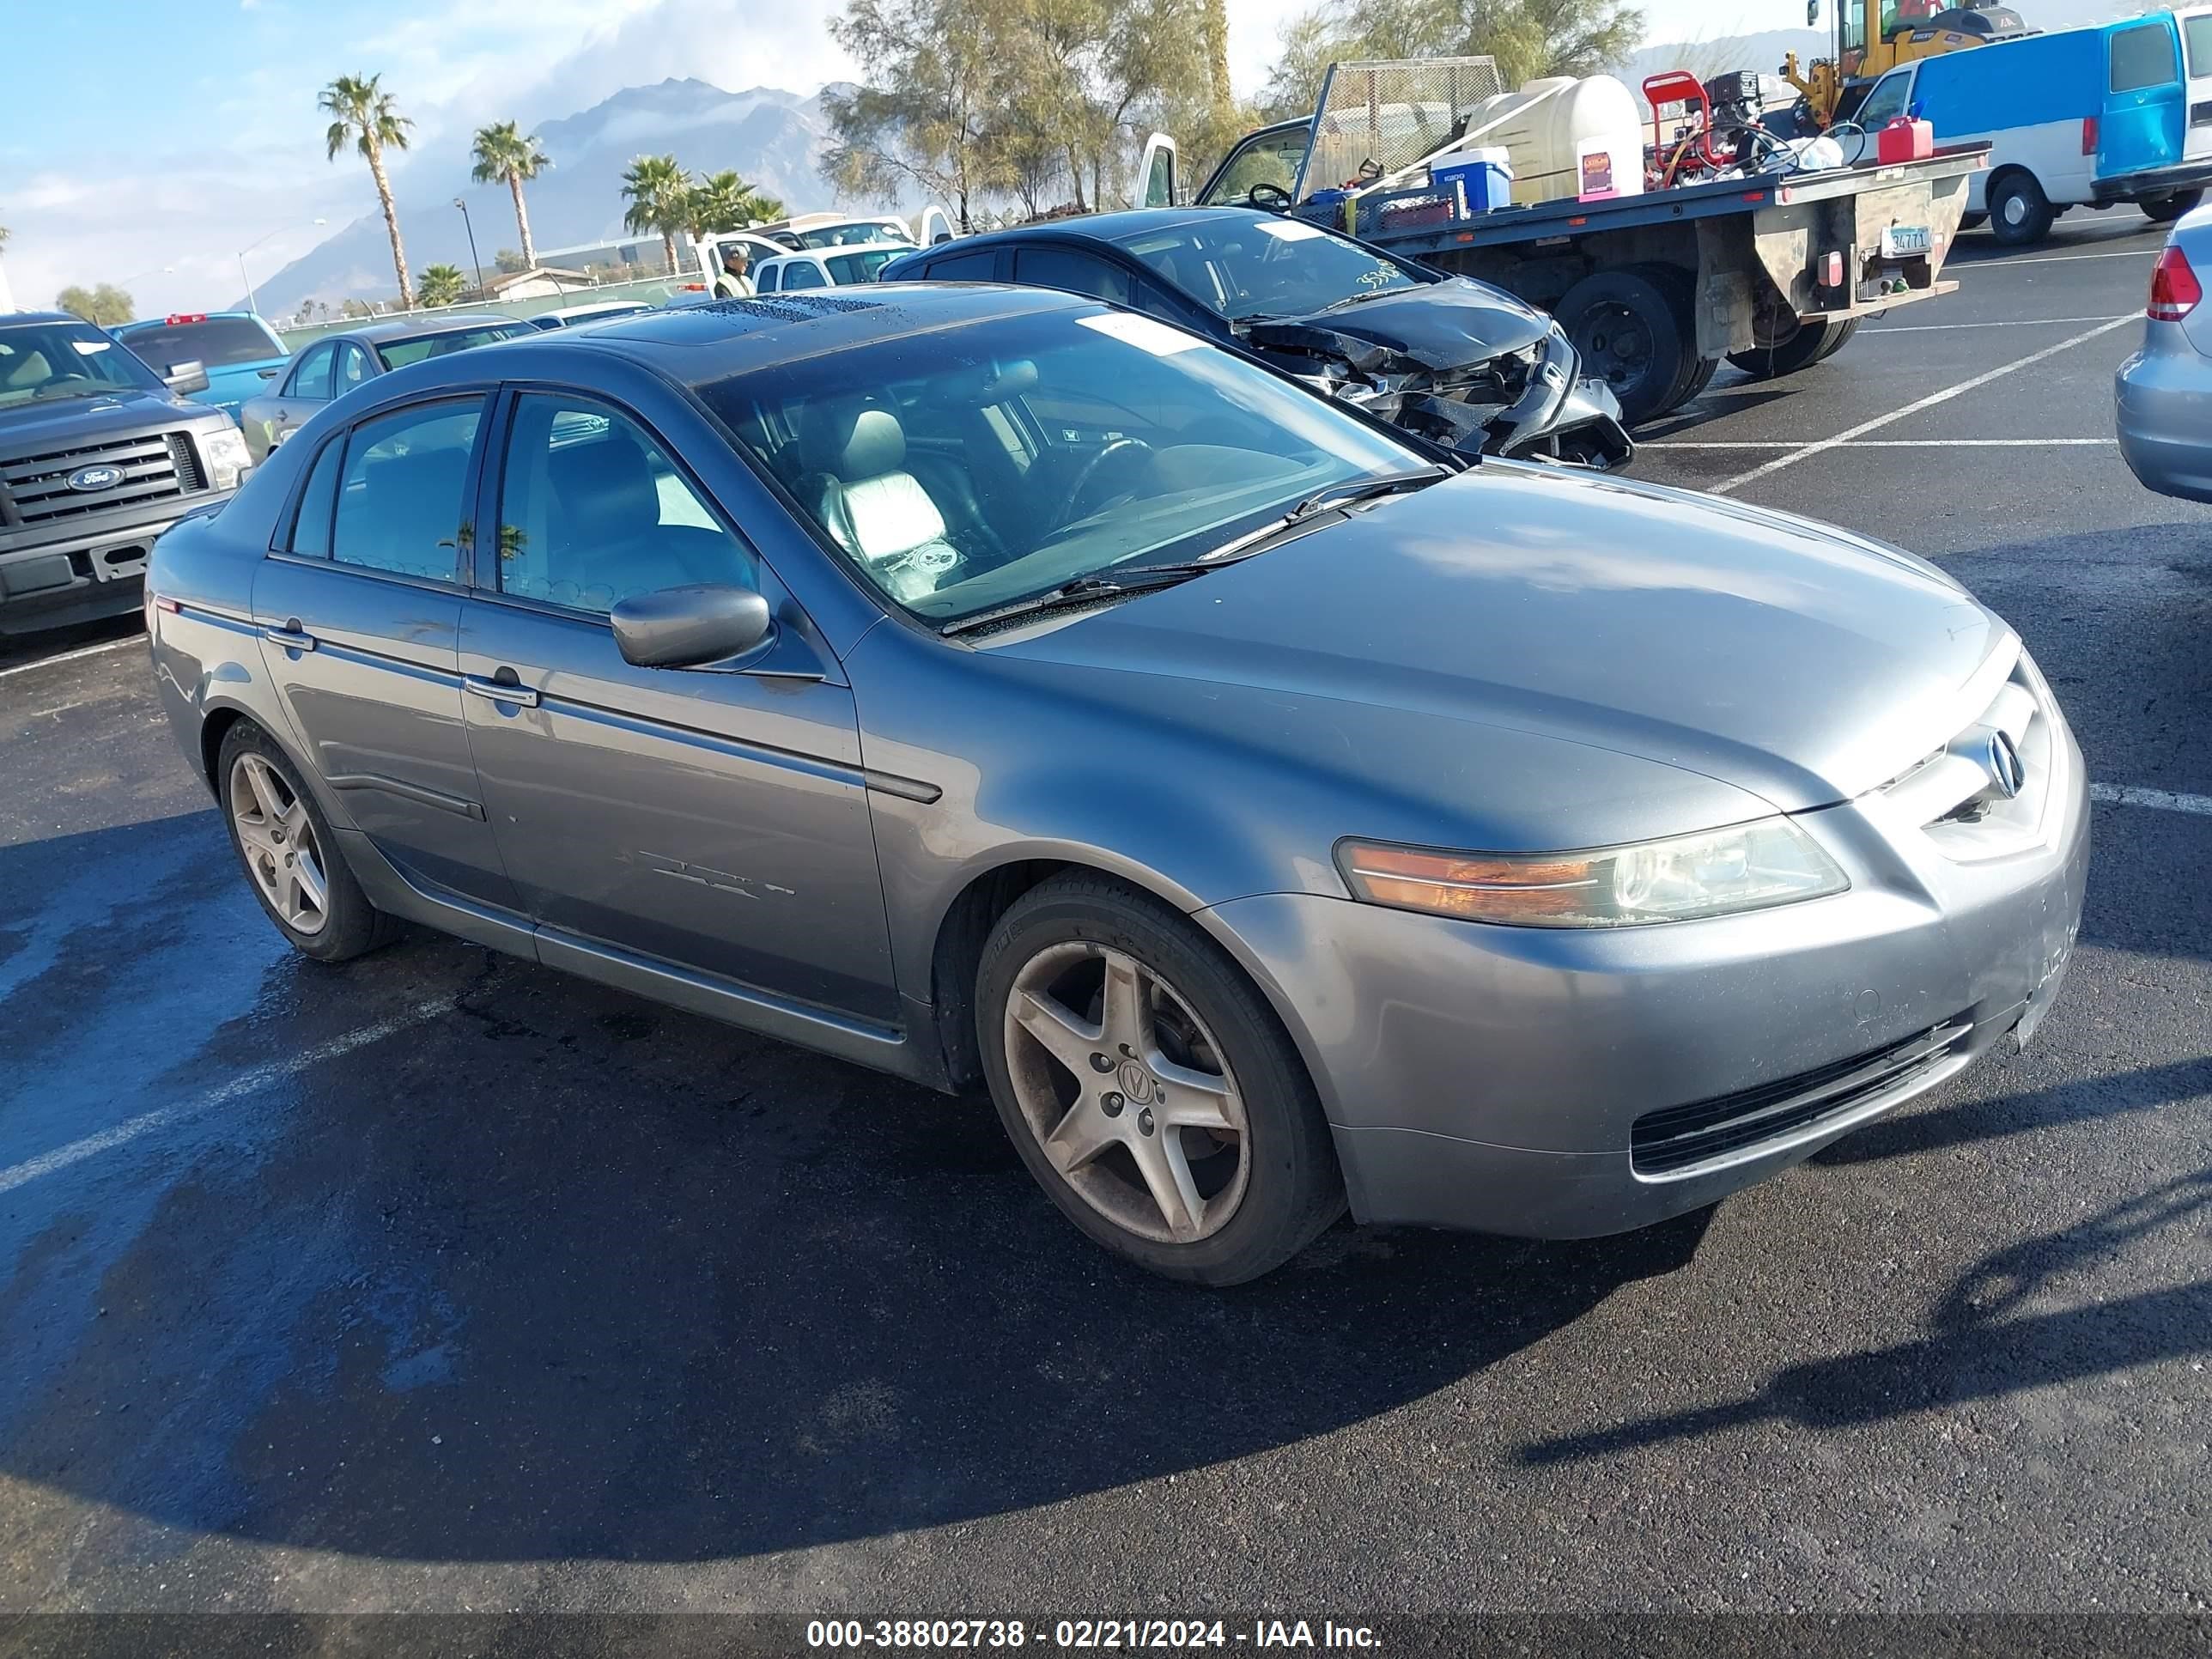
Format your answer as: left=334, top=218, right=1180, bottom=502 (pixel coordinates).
left=2179, top=9, right=2212, bottom=158
left=2101, top=18, right=2186, bottom=181
left=253, top=394, right=521, bottom=910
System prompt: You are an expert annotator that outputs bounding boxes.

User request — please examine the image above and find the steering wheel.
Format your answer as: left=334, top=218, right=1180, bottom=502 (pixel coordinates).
left=1246, top=181, right=1294, bottom=211
left=1055, top=439, right=1156, bottom=530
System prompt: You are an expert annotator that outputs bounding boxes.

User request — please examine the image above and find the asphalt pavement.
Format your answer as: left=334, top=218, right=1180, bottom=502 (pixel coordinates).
left=1, top=207, right=2209, bottom=1638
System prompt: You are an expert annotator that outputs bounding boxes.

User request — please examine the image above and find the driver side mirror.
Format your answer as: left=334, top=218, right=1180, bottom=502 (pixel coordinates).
left=165, top=360, right=210, bottom=396
left=611, top=583, right=775, bottom=669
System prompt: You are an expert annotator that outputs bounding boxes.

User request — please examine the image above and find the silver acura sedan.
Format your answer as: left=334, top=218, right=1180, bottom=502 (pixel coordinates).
left=147, top=285, right=2089, bottom=1285
left=2118, top=203, right=2212, bottom=502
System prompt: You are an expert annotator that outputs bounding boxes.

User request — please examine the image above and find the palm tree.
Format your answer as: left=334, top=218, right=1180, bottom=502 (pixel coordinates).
left=471, top=120, right=550, bottom=269
left=320, top=73, right=416, bottom=308
left=417, top=264, right=467, bottom=307
left=684, top=170, right=784, bottom=239
left=621, top=155, right=692, bottom=276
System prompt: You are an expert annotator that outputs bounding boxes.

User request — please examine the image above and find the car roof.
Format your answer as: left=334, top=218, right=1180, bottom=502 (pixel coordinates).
left=762, top=242, right=908, bottom=262
left=1, top=311, right=87, bottom=327
left=340, top=313, right=525, bottom=344
left=504, top=283, right=1093, bottom=387
left=915, top=207, right=1265, bottom=255
left=112, top=311, right=266, bottom=330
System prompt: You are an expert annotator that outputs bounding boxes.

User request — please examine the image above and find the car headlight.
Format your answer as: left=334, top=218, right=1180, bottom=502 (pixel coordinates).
left=198, top=424, right=251, bottom=491
left=1335, top=817, right=1849, bottom=928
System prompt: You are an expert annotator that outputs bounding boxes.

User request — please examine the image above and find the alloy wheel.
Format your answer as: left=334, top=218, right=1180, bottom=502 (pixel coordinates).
left=1001, top=941, right=1249, bottom=1244
left=228, top=753, right=329, bottom=937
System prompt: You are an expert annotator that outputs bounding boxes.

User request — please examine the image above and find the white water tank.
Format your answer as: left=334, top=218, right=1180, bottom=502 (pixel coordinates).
left=1462, top=75, right=1645, bottom=204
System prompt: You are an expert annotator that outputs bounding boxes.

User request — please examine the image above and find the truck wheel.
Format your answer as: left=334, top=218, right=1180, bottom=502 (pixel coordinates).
left=1558, top=268, right=1691, bottom=426
left=1814, top=317, right=1860, bottom=362
left=1727, top=320, right=1835, bottom=381
left=1960, top=211, right=1988, bottom=233
left=2142, top=190, right=2203, bottom=224
left=1988, top=173, right=2054, bottom=246
left=1675, top=356, right=1718, bottom=405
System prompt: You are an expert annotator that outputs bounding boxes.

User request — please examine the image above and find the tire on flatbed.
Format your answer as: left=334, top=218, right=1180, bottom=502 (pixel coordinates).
left=1726, top=319, right=1838, bottom=381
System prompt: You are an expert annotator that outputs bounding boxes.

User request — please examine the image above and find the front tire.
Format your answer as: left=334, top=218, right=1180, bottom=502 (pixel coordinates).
left=1557, top=266, right=1694, bottom=426
left=219, top=721, right=393, bottom=962
left=976, top=874, right=1343, bottom=1285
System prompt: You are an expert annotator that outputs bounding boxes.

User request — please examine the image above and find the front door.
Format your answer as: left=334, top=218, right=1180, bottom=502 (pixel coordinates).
left=253, top=395, right=521, bottom=910
left=457, top=388, right=898, bottom=1021
left=2101, top=18, right=2185, bottom=182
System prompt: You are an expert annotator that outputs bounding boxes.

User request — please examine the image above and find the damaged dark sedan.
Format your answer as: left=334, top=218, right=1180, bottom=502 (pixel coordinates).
left=879, top=207, right=1633, bottom=471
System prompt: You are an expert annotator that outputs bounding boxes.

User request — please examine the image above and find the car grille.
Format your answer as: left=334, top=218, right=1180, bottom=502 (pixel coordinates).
left=1630, top=1017, right=1974, bottom=1177
left=0, top=431, right=205, bottom=528
left=1875, top=648, right=2060, bottom=860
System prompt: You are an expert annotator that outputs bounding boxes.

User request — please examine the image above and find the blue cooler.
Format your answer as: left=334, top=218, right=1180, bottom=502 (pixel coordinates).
left=1432, top=154, right=1513, bottom=216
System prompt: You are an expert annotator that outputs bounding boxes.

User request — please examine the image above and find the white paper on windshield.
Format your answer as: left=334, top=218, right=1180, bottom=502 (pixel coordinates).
left=71, top=339, right=113, bottom=356
left=1253, top=218, right=1324, bottom=241
left=1076, top=311, right=1203, bottom=355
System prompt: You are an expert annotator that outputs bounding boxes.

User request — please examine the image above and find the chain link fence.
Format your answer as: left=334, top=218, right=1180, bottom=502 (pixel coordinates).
left=1295, top=57, right=1507, bottom=201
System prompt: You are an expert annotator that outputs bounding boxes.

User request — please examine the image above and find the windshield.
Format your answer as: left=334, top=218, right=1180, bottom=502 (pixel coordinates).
left=1114, top=216, right=1425, bottom=322
left=1200, top=128, right=1310, bottom=206
left=116, top=316, right=283, bottom=373
left=696, top=304, right=1421, bottom=627
left=374, top=322, right=532, bottom=368
left=797, top=221, right=914, bottom=249
left=0, top=319, right=165, bottom=409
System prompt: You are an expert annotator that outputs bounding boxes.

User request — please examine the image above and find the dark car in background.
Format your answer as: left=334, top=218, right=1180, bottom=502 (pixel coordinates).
left=112, top=311, right=289, bottom=424
left=882, top=207, right=1633, bottom=470
left=0, top=311, right=247, bottom=635
left=237, top=313, right=534, bottom=462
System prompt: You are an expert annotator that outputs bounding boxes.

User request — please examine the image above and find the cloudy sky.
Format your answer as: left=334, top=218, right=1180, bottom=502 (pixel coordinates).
left=3, top=0, right=1778, bottom=317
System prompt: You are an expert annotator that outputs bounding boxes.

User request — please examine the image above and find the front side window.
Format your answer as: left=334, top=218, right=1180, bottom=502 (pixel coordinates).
left=117, top=316, right=283, bottom=374
left=374, top=323, right=532, bottom=370
left=0, top=319, right=165, bottom=406
left=696, top=306, right=1421, bottom=626
left=1856, top=71, right=1914, bottom=129
left=286, top=343, right=335, bottom=399
left=2111, top=22, right=2178, bottom=93
left=330, top=399, right=483, bottom=581
left=495, top=393, right=756, bottom=614
left=1114, top=217, right=1421, bottom=322
left=1012, top=247, right=1134, bottom=306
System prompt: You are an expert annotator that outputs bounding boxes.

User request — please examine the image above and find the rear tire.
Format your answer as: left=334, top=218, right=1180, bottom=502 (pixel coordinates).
left=1727, top=319, right=1836, bottom=380
left=1988, top=172, right=2055, bottom=246
left=975, top=873, right=1344, bottom=1285
left=218, top=721, right=394, bottom=963
left=1960, top=211, right=1988, bottom=233
left=2142, top=190, right=2203, bottom=224
left=1557, top=266, right=1694, bottom=426
left=1814, top=316, right=1860, bottom=362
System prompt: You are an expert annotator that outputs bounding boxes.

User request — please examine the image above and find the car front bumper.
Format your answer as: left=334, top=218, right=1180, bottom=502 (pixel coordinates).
left=0, top=491, right=235, bottom=635
left=1203, top=711, right=2090, bottom=1237
left=2117, top=325, right=2212, bottom=504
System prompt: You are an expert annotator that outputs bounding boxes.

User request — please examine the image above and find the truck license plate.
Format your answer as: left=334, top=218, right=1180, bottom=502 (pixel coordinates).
left=1881, top=224, right=1932, bottom=257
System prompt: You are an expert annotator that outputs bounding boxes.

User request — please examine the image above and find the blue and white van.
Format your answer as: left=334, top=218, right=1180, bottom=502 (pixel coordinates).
left=1853, top=11, right=2212, bottom=245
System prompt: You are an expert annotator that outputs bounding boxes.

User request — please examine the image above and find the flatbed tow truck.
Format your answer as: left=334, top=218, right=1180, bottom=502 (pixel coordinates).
left=1184, top=59, right=1988, bottom=423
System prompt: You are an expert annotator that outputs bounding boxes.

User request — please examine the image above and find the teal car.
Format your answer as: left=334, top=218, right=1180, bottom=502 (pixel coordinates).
left=112, top=312, right=289, bottom=423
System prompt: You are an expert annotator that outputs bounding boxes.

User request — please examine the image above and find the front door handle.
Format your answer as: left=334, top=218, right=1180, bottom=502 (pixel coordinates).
left=465, top=674, right=539, bottom=709
left=261, top=623, right=316, bottom=652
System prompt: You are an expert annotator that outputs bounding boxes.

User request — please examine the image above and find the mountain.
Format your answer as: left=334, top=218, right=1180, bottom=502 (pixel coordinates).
left=249, top=79, right=893, bottom=318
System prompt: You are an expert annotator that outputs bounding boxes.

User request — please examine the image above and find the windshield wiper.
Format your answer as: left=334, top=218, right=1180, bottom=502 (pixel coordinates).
left=939, top=565, right=1211, bottom=636
left=1288, top=465, right=1449, bottom=518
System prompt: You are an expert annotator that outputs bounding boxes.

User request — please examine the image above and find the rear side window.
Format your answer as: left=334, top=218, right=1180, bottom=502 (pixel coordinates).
left=918, top=249, right=998, bottom=281
left=286, top=438, right=344, bottom=558
left=286, top=343, right=335, bottom=399
left=1012, top=246, right=1134, bottom=305
left=781, top=261, right=828, bottom=290
left=826, top=249, right=897, bottom=283
left=2111, top=22, right=2178, bottom=93
left=2187, top=14, right=2212, bottom=74
left=336, top=341, right=373, bottom=393
left=374, top=325, right=528, bottom=369
left=757, top=265, right=781, bottom=294
left=330, top=399, right=483, bottom=582
left=119, top=317, right=283, bottom=374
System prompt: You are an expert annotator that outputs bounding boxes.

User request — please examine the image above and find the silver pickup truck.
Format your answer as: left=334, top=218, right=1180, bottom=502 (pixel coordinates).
left=0, top=311, right=248, bottom=635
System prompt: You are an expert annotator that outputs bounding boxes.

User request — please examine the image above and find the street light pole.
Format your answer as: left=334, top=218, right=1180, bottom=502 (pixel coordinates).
left=453, top=198, right=485, bottom=301
left=236, top=217, right=327, bottom=316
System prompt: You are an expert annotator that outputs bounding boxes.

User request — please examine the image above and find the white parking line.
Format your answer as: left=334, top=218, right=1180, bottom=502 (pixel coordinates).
left=0, top=999, right=448, bottom=1196
left=1711, top=314, right=2141, bottom=495
left=1646, top=439, right=2114, bottom=450
left=2091, top=782, right=2212, bottom=817
left=1962, top=246, right=2164, bottom=267
left=0, top=635, right=141, bottom=680
left=1865, top=314, right=2135, bottom=333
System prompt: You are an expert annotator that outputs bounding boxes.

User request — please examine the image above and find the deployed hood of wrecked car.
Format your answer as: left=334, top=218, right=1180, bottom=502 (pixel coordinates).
left=1242, top=276, right=1553, bottom=373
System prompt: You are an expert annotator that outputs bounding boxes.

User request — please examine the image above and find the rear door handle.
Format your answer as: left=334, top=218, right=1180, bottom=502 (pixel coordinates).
left=465, top=675, right=539, bottom=709
left=260, top=624, right=316, bottom=652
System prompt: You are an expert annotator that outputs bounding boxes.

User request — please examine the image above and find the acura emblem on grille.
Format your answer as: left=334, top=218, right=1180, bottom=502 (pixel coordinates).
left=65, top=465, right=124, bottom=492
left=1984, top=732, right=2025, bottom=800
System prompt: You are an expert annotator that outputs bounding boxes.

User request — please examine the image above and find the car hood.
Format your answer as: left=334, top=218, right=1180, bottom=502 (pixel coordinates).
left=1242, top=277, right=1553, bottom=374
left=999, top=464, right=2006, bottom=815
left=0, top=387, right=204, bottom=444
